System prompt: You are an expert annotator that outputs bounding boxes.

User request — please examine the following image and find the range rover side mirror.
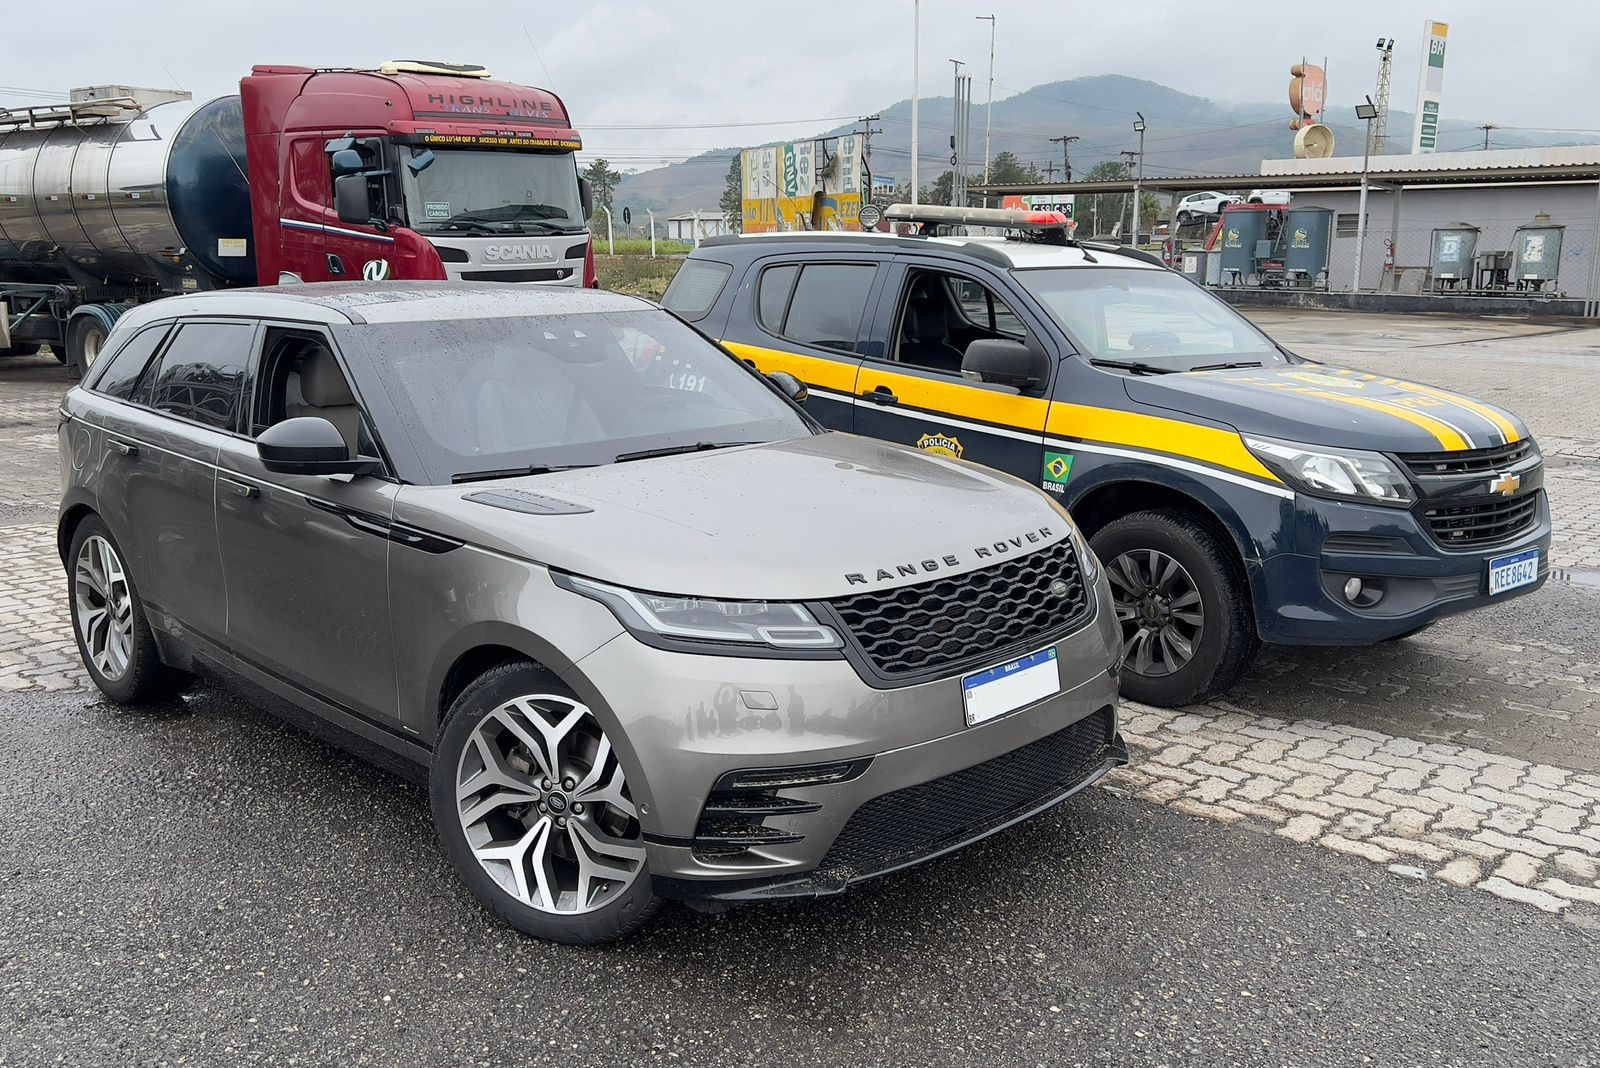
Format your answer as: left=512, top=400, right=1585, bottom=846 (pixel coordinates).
left=767, top=371, right=808, bottom=405
left=257, top=417, right=377, bottom=476
left=334, top=174, right=371, bottom=226
left=961, top=338, right=1049, bottom=391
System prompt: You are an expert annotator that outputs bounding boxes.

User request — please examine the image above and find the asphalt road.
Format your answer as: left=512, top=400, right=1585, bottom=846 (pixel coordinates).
left=4, top=311, right=1600, bottom=1066
left=2, top=685, right=1597, bottom=1068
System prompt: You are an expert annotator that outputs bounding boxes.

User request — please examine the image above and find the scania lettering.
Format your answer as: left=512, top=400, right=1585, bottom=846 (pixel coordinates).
left=0, top=61, right=598, bottom=377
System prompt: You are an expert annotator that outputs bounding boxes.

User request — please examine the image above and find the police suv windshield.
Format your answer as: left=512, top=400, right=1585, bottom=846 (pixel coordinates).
left=403, top=149, right=586, bottom=234
left=335, top=311, right=812, bottom=485
left=1015, top=267, right=1288, bottom=372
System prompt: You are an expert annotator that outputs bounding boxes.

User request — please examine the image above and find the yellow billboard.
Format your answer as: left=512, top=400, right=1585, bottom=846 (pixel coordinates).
left=742, top=136, right=865, bottom=232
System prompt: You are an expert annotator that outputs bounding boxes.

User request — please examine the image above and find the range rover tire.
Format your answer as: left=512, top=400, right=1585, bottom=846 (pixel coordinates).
left=1091, top=510, right=1258, bottom=708
left=431, top=661, right=659, bottom=945
left=67, top=516, right=192, bottom=704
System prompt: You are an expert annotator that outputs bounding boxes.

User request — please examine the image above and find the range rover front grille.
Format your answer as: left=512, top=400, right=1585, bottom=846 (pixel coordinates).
left=1422, top=493, right=1540, bottom=547
left=1398, top=439, right=1534, bottom=477
left=825, top=538, right=1091, bottom=682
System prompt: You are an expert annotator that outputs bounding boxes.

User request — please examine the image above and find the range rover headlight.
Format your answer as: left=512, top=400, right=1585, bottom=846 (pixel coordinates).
left=1047, top=498, right=1099, bottom=582
left=562, top=575, right=842, bottom=651
left=1244, top=436, right=1414, bottom=505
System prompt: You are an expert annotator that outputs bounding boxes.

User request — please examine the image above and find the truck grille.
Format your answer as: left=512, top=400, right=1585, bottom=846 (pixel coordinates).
left=1398, top=439, right=1534, bottom=477
left=825, top=538, right=1091, bottom=682
left=1422, top=493, right=1540, bottom=547
left=817, top=707, right=1117, bottom=881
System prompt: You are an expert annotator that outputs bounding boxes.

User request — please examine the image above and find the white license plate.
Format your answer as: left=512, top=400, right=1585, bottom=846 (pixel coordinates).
left=961, top=646, right=1062, bottom=726
left=1488, top=548, right=1540, bottom=595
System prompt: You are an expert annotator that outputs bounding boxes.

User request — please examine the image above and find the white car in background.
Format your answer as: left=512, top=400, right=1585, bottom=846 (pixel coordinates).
left=1246, top=189, right=1292, bottom=205
left=1175, top=191, right=1241, bottom=223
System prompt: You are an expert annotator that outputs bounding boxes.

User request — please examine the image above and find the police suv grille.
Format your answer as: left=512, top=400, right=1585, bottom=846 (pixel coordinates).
left=826, top=539, right=1090, bottom=681
left=1422, top=493, right=1540, bottom=547
left=1398, top=439, right=1534, bottom=477
left=818, top=707, right=1115, bottom=881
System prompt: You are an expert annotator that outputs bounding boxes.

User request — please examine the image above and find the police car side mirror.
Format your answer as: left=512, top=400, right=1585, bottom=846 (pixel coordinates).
left=767, top=371, right=808, bottom=405
left=961, top=339, right=1047, bottom=391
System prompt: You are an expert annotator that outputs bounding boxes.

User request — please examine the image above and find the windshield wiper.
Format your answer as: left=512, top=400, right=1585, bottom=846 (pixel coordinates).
left=451, top=463, right=591, bottom=484
left=1089, top=358, right=1180, bottom=376
left=436, top=220, right=504, bottom=235
left=612, top=441, right=762, bottom=464
left=1189, top=360, right=1263, bottom=372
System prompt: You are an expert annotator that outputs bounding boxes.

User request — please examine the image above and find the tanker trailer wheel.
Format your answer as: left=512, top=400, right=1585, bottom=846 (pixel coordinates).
left=65, top=316, right=109, bottom=379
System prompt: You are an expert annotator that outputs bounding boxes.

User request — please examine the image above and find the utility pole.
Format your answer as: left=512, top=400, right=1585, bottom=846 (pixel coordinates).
left=1042, top=160, right=1057, bottom=183
left=1119, top=149, right=1139, bottom=238
left=1372, top=37, right=1394, bottom=155
left=910, top=0, right=920, bottom=205
left=1478, top=123, right=1497, bottom=150
left=950, top=59, right=968, bottom=208
left=976, top=14, right=995, bottom=185
left=1132, top=112, right=1146, bottom=245
left=1049, top=134, right=1080, bottom=183
left=856, top=114, right=882, bottom=205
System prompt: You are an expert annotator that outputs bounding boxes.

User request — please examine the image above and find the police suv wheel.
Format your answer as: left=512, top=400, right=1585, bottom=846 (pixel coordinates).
left=1091, top=510, right=1258, bottom=707
left=67, top=516, right=192, bottom=704
left=431, top=661, right=660, bottom=945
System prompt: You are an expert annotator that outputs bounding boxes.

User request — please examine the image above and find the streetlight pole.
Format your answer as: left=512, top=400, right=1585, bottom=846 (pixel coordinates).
left=1132, top=111, right=1146, bottom=245
left=1353, top=95, right=1378, bottom=292
left=977, top=14, right=995, bottom=185
left=910, top=0, right=921, bottom=205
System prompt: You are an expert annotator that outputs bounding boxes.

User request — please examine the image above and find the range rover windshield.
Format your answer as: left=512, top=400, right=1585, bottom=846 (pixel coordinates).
left=335, top=311, right=813, bottom=485
left=403, top=149, right=586, bottom=235
left=1015, top=267, right=1289, bottom=373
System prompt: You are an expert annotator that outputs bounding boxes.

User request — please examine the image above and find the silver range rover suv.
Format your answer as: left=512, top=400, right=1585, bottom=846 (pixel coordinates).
left=58, top=281, right=1125, bottom=944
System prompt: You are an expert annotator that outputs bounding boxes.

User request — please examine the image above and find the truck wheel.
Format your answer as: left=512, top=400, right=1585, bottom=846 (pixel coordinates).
left=431, top=661, right=659, bottom=944
left=1091, top=510, right=1258, bottom=707
left=65, top=316, right=109, bottom=379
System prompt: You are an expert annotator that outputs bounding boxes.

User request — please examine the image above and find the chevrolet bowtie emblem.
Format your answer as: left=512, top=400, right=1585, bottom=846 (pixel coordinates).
left=1489, top=472, right=1521, bottom=497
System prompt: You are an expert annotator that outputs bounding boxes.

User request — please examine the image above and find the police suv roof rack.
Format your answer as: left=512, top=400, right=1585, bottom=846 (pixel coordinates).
left=882, top=203, right=1074, bottom=244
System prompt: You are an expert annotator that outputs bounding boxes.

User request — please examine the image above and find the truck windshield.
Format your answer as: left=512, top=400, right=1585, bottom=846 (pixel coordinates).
left=1014, top=267, right=1288, bottom=372
left=334, top=310, right=813, bottom=485
left=403, top=149, right=585, bottom=234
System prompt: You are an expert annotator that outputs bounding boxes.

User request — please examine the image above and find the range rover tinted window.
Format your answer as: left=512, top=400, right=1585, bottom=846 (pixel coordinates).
left=89, top=325, right=170, bottom=400
left=135, top=322, right=255, bottom=431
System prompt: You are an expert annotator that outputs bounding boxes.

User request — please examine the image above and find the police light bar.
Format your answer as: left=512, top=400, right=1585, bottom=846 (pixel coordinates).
left=882, top=203, right=1071, bottom=231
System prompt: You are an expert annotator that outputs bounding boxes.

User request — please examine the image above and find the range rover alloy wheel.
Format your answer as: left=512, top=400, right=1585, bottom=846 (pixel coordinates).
left=74, top=534, right=134, bottom=683
left=66, top=516, right=192, bottom=703
left=1090, top=510, right=1259, bottom=708
left=432, top=662, right=658, bottom=944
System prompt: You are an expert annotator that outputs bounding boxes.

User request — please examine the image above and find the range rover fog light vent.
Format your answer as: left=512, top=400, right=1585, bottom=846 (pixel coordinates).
left=718, top=759, right=871, bottom=791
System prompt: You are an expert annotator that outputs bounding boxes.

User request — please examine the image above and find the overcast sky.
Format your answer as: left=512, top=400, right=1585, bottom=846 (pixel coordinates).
left=6, top=0, right=1596, bottom=171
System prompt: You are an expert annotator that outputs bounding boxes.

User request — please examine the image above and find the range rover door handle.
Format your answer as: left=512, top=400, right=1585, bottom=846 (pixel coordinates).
left=219, top=475, right=259, bottom=499
left=861, top=386, right=899, bottom=406
left=108, top=439, right=138, bottom=457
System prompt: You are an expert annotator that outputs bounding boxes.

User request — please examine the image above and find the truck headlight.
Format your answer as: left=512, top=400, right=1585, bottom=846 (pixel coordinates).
left=1244, top=436, right=1413, bottom=505
left=562, top=575, right=842, bottom=651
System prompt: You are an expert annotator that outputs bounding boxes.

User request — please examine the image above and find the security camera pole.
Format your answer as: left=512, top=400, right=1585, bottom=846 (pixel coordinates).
left=1354, top=95, right=1379, bottom=292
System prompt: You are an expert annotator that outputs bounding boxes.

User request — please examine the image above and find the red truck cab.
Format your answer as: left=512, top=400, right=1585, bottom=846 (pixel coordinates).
left=240, top=63, right=594, bottom=288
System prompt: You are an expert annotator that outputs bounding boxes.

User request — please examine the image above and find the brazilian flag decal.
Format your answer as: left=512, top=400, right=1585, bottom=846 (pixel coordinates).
left=1043, top=451, right=1074, bottom=484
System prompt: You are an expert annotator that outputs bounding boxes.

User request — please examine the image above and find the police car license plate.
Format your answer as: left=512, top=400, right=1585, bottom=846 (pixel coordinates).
left=1488, top=547, right=1540, bottom=596
left=961, top=646, right=1061, bottom=726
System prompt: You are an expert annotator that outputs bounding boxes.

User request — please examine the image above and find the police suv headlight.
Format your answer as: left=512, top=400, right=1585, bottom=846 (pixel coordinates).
left=561, top=575, right=843, bottom=651
left=1244, top=436, right=1414, bottom=505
